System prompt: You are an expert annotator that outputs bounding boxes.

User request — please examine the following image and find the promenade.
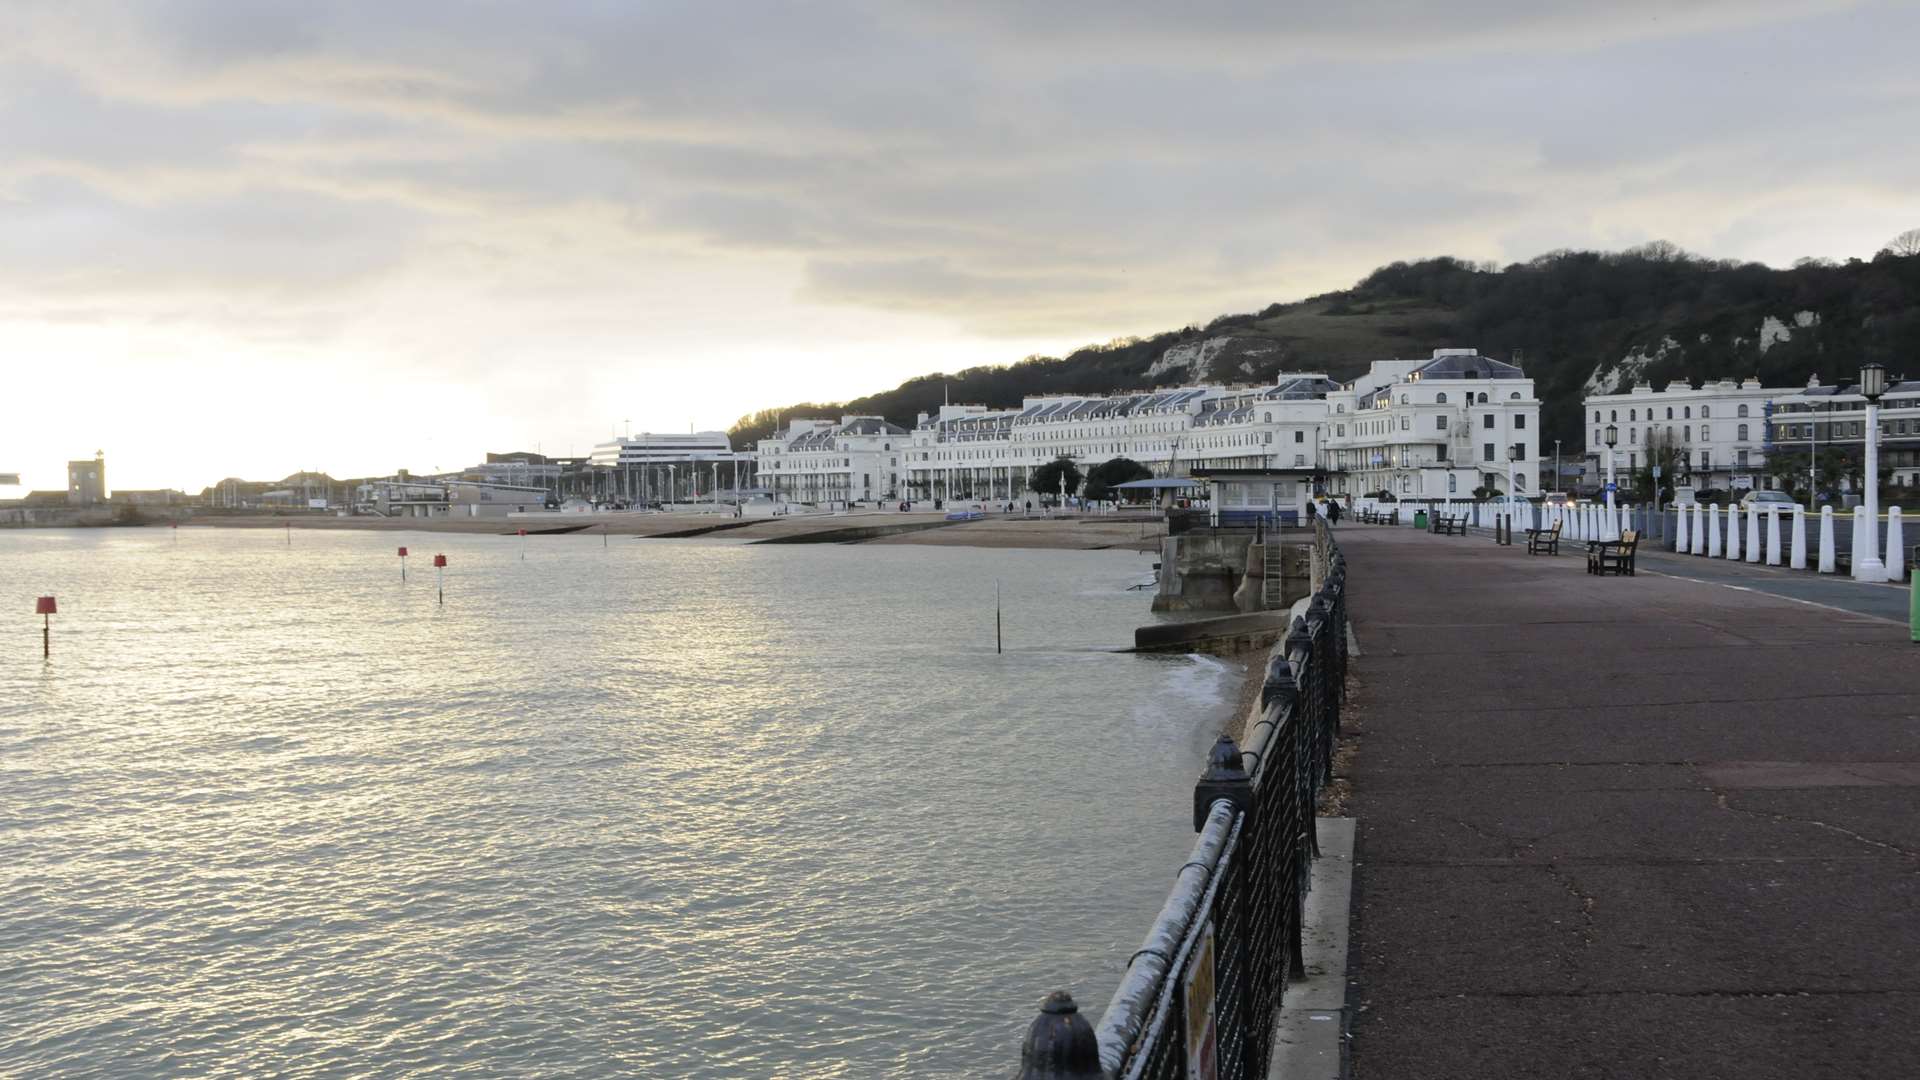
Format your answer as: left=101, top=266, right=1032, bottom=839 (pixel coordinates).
left=1336, top=525, right=1920, bottom=1078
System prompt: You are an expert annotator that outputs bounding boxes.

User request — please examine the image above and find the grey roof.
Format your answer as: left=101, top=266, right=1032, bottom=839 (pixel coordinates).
left=1411, top=353, right=1524, bottom=379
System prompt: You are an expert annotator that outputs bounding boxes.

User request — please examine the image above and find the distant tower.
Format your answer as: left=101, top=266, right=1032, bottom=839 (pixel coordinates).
left=67, top=450, right=106, bottom=506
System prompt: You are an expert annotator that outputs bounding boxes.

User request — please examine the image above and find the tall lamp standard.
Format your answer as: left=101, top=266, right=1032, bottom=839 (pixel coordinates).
left=1853, top=362, right=1887, bottom=581
left=1604, top=423, right=1620, bottom=540
left=1553, top=439, right=1562, bottom=495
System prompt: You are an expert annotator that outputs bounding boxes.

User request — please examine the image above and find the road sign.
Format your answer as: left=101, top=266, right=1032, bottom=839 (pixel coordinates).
left=1652, top=466, right=1663, bottom=479
left=1605, top=482, right=1617, bottom=493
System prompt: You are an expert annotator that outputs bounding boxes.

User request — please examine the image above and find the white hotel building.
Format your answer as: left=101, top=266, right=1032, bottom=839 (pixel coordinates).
left=1322, top=351, right=1541, bottom=499
left=900, top=376, right=1338, bottom=502
left=1582, top=378, right=1778, bottom=491
left=745, top=349, right=1542, bottom=505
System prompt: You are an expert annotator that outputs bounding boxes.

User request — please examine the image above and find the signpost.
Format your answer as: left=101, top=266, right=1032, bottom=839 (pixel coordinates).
left=1183, top=921, right=1218, bottom=1080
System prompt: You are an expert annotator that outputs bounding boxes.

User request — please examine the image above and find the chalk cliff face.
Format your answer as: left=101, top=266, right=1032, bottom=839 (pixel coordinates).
left=733, top=248, right=1920, bottom=451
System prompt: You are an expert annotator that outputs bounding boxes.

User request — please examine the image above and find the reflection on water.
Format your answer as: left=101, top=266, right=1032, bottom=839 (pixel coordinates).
left=0, top=529, right=1238, bottom=1078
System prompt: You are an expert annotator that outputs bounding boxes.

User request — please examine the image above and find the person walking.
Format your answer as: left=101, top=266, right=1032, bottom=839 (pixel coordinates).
left=1327, top=498, right=1342, bottom=526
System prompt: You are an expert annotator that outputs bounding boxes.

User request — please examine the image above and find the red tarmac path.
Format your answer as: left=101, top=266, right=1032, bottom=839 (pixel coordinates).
left=1335, top=525, right=1920, bottom=1079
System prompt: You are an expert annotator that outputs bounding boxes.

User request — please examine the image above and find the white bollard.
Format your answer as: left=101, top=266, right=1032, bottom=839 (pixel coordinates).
left=1766, top=506, right=1783, bottom=566
left=1887, top=508, right=1906, bottom=583
left=1676, top=502, right=1691, bottom=552
left=1708, top=503, right=1723, bottom=557
left=1790, top=506, right=1807, bottom=570
left=1850, top=506, right=1868, bottom=577
left=1746, top=502, right=1762, bottom=563
left=1691, top=504, right=1706, bottom=555
left=1818, top=506, right=1836, bottom=573
left=1726, top=504, right=1742, bottom=560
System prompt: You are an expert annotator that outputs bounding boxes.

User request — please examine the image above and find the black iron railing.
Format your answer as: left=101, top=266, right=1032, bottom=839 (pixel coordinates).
left=1017, top=523, right=1349, bottom=1079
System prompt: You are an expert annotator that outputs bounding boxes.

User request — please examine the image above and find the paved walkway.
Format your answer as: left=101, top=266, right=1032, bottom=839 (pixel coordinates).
left=1336, top=525, right=1920, bottom=1079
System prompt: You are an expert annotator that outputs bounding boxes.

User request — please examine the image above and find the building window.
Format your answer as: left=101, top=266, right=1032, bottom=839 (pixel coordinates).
left=1666, top=407, right=1673, bottom=419
left=1294, top=430, right=1304, bottom=443
left=1477, top=393, right=1488, bottom=403
left=1510, top=392, right=1521, bottom=400
left=1737, top=404, right=1749, bottom=418
left=1701, top=450, right=1711, bottom=469
left=1684, top=425, right=1691, bottom=440
left=1294, top=454, right=1306, bottom=466
left=1400, top=417, right=1410, bottom=431
left=1515, top=415, right=1526, bottom=429
left=1630, top=409, right=1638, bottom=422
left=1701, top=405, right=1711, bottom=418
left=1610, top=410, right=1618, bottom=421
left=1483, top=442, right=1495, bottom=462
left=1737, top=450, right=1749, bottom=467
left=1437, top=393, right=1448, bottom=404
left=1684, top=406, right=1692, bottom=419
left=1702, top=426, right=1711, bottom=441
left=1436, top=416, right=1448, bottom=431
left=1737, top=424, right=1749, bottom=441
left=1483, top=414, right=1495, bottom=429
left=1336, top=424, right=1346, bottom=437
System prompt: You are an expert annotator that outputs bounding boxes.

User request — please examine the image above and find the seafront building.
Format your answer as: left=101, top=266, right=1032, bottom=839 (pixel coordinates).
left=1322, top=351, right=1541, bottom=499
left=1582, top=378, right=1780, bottom=492
left=589, top=432, right=755, bottom=503
left=896, top=376, right=1338, bottom=502
left=744, top=350, right=1542, bottom=505
left=1766, top=374, right=1920, bottom=490
left=756, top=416, right=911, bottom=504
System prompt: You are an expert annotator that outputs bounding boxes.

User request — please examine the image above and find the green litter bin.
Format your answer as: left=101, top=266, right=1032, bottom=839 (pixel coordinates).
left=1413, top=509, right=1429, bottom=529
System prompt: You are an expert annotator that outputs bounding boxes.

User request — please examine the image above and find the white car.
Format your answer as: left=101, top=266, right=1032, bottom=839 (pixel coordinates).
left=1739, top=490, right=1799, bottom=508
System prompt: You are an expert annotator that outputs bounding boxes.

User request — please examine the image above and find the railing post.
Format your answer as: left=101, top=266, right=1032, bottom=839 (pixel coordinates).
left=1195, top=734, right=1252, bottom=831
left=1017, top=991, right=1103, bottom=1080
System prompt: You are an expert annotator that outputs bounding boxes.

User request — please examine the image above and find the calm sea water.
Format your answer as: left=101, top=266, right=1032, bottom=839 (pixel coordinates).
left=0, top=528, right=1238, bottom=1078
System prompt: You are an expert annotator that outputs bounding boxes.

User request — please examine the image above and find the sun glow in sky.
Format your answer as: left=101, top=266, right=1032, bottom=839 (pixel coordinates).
left=3, top=1, right=1917, bottom=493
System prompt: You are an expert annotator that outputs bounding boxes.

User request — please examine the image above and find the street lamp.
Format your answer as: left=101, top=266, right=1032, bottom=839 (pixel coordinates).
left=1553, top=439, right=1562, bottom=496
left=1604, top=423, right=1619, bottom=540
left=1854, top=362, right=1887, bottom=581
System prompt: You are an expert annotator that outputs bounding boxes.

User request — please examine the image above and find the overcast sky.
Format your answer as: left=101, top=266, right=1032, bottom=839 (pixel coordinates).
left=3, top=1, right=1916, bottom=492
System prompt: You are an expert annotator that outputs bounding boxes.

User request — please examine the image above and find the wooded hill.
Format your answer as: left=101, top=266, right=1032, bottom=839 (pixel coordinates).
left=730, top=238, right=1920, bottom=452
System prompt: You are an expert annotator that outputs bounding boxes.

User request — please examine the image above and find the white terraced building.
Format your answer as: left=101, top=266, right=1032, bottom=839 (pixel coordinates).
left=755, top=416, right=910, bottom=504
left=1582, top=378, right=1780, bottom=492
left=900, top=376, right=1339, bottom=502
left=1322, top=350, right=1542, bottom=499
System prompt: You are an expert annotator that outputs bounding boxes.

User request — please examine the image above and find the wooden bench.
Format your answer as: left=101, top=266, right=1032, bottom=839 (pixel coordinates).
left=1524, top=521, right=1562, bottom=555
left=1586, top=529, right=1639, bottom=576
left=1434, top=513, right=1467, bottom=536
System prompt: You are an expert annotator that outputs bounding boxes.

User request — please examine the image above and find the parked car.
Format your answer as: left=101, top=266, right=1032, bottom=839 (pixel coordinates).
left=1542, top=492, right=1572, bottom=507
left=1484, top=494, right=1533, bottom=507
left=1739, top=490, right=1799, bottom=508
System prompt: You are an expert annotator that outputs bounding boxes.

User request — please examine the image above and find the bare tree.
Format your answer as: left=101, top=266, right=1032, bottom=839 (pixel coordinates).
left=1886, top=228, right=1920, bottom=257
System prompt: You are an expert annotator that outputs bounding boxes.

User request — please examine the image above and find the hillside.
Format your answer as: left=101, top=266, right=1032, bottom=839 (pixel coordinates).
left=730, top=239, right=1920, bottom=451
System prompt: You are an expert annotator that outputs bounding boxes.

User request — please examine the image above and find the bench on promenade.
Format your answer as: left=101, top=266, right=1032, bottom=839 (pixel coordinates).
left=1525, top=521, right=1562, bottom=555
left=1360, top=508, right=1400, bottom=526
left=1586, top=529, right=1639, bottom=576
left=1434, top=513, right=1467, bottom=536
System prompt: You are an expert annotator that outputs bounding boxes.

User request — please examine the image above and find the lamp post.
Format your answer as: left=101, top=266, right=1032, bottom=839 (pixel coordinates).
left=1553, top=439, right=1562, bottom=495
left=1604, top=423, right=1619, bottom=540
left=1854, top=362, right=1887, bottom=581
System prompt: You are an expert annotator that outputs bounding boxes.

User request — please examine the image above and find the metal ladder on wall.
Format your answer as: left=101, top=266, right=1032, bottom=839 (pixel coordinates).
left=1263, top=547, right=1288, bottom=609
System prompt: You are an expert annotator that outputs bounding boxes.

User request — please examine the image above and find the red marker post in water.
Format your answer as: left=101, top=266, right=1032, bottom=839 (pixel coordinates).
left=36, top=596, right=56, bottom=659
left=433, top=553, right=448, bottom=605
left=398, top=546, right=409, bottom=581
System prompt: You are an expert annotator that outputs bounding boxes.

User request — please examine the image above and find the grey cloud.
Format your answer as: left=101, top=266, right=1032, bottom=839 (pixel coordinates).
left=0, top=0, right=1914, bottom=347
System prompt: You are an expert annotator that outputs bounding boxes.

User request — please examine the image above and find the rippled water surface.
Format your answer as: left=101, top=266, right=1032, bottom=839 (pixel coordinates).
left=1, top=527, right=1239, bottom=1078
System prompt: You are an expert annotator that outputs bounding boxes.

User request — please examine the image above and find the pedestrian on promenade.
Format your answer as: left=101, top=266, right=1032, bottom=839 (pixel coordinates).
left=1327, top=499, right=1342, bottom=526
